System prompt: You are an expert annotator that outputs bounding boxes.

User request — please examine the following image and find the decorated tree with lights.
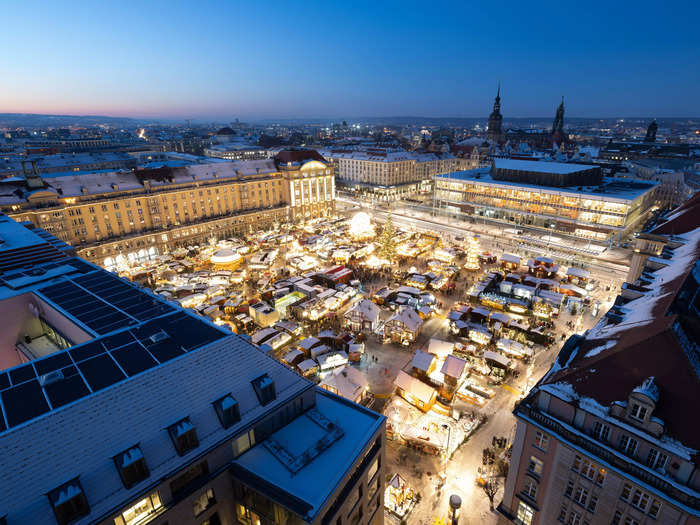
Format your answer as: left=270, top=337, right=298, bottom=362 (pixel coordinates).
left=464, top=234, right=481, bottom=270
left=377, top=213, right=397, bottom=262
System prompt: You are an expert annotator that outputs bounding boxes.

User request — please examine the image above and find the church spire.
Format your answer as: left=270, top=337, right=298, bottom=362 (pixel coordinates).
left=487, top=80, right=503, bottom=143
left=552, top=95, right=565, bottom=145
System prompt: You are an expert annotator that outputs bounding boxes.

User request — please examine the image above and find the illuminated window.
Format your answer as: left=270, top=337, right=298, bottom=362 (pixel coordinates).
left=516, top=501, right=535, bottom=525
left=527, top=456, right=544, bottom=476
left=193, top=488, right=216, bottom=517
left=534, top=431, right=549, bottom=451
left=233, top=429, right=256, bottom=457
left=113, top=492, right=161, bottom=525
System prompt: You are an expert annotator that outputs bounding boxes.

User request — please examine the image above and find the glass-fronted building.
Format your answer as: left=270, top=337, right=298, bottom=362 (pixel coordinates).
left=435, top=161, right=658, bottom=242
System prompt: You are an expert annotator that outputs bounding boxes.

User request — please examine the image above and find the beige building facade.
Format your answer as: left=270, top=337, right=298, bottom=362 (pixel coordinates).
left=1, top=151, right=334, bottom=267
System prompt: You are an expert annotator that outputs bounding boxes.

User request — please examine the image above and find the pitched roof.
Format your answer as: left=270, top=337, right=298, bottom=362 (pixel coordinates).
left=394, top=370, right=436, bottom=405
left=274, top=149, right=327, bottom=166
left=441, top=355, right=467, bottom=379
left=538, top=226, right=700, bottom=459
left=411, top=350, right=434, bottom=372
left=651, top=191, right=700, bottom=235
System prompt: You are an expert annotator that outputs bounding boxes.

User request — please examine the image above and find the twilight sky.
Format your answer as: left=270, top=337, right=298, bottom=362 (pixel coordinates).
left=3, top=0, right=699, bottom=120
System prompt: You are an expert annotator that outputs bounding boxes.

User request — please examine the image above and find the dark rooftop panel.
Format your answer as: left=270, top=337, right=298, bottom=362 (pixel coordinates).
left=146, top=341, right=185, bottom=363
left=9, top=364, right=36, bottom=386
left=111, top=343, right=158, bottom=376
left=78, top=354, right=126, bottom=391
left=44, top=373, right=90, bottom=408
left=34, top=352, right=73, bottom=376
left=1, top=380, right=50, bottom=427
left=69, top=342, right=104, bottom=362
left=101, top=331, right=136, bottom=351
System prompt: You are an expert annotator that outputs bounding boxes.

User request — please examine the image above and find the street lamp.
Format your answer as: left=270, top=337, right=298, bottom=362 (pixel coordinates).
left=441, top=423, right=452, bottom=480
left=449, top=494, right=462, bottom=525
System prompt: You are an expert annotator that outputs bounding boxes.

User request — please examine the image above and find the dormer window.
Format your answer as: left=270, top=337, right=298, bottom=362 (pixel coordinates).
left=213, top=394, right=241, bottom=429
left=630, top=403, right=648, bottom=421
left=48, top=478, right=90, bottom=525
left=168, top=417, right=199, bottom=456
left=114, top=445, right=149, bottom=489
left=251, top=373, right=276, bottom=406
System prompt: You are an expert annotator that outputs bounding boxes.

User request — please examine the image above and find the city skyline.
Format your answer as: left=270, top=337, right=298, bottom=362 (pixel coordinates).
left=3, top=0, right=700, bottom=120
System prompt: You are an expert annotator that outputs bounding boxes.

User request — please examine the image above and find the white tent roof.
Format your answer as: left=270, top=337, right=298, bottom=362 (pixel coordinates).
left=411, top=349, right=435, bottom=372
left=394, top=370, right=436, bottom=405
left=440, top=355, right=467, bottom=379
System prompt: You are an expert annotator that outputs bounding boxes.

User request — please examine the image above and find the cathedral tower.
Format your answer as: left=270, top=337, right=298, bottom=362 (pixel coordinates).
left=487, top=82, right=503, bottom=143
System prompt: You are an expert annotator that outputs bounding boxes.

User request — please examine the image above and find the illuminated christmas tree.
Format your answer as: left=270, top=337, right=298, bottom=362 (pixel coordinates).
left=464, top=234, right=481, bottom=270
left=377, top=213, right=397, bottom=262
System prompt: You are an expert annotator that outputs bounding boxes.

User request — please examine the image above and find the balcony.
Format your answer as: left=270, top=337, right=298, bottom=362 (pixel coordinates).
left=517, top=403, right=700, bottom=511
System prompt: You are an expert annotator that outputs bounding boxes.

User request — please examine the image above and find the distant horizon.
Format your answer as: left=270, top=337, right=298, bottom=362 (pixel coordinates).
left=2, top=1, right=699, bottom=119
left=2, top=111, right=698, bottom=127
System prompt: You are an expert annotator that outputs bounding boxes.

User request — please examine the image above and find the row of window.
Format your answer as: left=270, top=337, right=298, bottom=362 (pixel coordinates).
left=47, top=376, right=277, bottom=525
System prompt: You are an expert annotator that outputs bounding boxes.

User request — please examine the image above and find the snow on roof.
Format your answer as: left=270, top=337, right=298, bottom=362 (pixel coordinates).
left=394, top=370, right=437, bottom=404
left=233, top=390, right=382, bottom=521
left=437, top=169, right=657, bottom=203
left=411, top=349, right=435, bottom=372
left=345, top=299, right=380, bottom=321
left=0, top=334, right=311, bottom=523
left=319, top=366, right=368, bottom=401
left=494, top=158, right=597, bottom=175
left=388, top=307, right=423, bottom=332
left=283, top=349, right=304, bottom=363
left=427, top=338, right=454, bottom=359
left=483, top=350, right=511, bottom=367
left=500, top=253, right=521, bottom=264
left=566, top=267, right=591, bottom=279
left=534, top=225, right=700, bottom=459
left=297, top=359, right=318, bottom=372
left=298, top=337, right=321, bottom=350
left=440, top=355, right=467, bottom=379
left=633, top=376, right=660, bottom=403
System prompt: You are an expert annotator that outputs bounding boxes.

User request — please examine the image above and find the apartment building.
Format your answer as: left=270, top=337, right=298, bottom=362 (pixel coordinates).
left=0, top=215, right=385, bottom=525
left=321, top=149, right=470, bottom=199
left=0, top=150, right=334, bottom=267
left=0, top=152, right=139, bottom=178
left=499, top=196, right=700, bottom=525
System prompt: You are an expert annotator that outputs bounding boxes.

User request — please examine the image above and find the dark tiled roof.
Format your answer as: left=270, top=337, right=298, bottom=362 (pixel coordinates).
left=651, top=191, right=700, bottom=235
left=274, top=149, right=327, bottom=166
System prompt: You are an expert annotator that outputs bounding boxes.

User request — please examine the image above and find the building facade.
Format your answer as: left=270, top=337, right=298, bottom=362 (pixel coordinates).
left=0, top=215, right=385, bottom=525
left=498, top=200, right=700, bottom=525
left=1, top=151, right=334, bottom=267
left=322, top=148, right=470, bottom=199
left=434, top=160, right=658, bottom=242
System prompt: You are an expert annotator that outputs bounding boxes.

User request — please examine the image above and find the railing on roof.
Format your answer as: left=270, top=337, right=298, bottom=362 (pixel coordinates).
left=518, top=403, right=700, bottom=511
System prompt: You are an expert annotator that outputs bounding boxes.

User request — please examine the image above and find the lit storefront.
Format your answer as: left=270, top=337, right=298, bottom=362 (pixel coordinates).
left=435, top=165, right=657, bottom=242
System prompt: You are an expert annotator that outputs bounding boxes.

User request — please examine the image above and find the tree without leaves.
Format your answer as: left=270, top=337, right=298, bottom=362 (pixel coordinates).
left=482, top=477, right=501, bottom=511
